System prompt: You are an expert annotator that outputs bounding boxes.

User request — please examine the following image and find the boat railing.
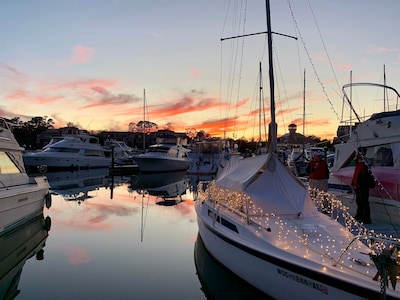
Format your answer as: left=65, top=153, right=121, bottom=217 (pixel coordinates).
left=334, top=233, right=400, bottom=294
left=0, top=118, right=10, bottom=129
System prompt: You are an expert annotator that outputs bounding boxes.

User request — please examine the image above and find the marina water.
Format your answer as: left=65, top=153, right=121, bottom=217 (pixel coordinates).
left=6, top=169, right=267, bottom=300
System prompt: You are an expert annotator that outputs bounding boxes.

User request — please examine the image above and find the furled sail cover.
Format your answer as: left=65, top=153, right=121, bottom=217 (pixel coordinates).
left=216, top=155, right=269, bottom=191
left=216, top=154, right=318, bottom=217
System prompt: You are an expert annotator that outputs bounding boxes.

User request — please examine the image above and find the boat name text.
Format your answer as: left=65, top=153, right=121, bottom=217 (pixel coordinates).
left=277, top=268, right=328, bottom=295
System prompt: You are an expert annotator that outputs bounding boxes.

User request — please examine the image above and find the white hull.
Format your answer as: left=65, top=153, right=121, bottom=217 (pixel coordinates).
left=23, top=133, right=112, bottom=171
left=23, top=154, right=111, bottom=170
left=133, top=157, right=190, bottom=173
left=0, top=118, right=50, bottom=234
left=0, top=176, right=49, bottom=233
left=196, top=200, right=400, bottom=299
left=187, top=153, right=220, bottom=175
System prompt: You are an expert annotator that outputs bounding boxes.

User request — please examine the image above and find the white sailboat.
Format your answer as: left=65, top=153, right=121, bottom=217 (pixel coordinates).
left=195, top=1, right=400, bottom=299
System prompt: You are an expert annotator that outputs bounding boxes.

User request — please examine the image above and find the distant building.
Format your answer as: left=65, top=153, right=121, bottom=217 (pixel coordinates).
left=277, top=123, right=314, bottom=148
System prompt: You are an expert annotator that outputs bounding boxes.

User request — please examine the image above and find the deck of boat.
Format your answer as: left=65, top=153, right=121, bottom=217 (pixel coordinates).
left=331, top=190, right=400, bottom=237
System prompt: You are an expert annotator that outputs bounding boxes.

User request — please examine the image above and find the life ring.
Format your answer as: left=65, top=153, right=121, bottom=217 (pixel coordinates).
left=38, top=165, right=47, bottom=173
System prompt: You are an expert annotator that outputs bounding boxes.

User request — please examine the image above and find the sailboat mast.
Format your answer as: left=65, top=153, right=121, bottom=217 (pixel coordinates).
left=302, top=69, right=305, bottom=156
left=265, top=0, right=277, bottom=152
left=143, top=89, right=146, bottom=150
left=259, top=61, right=262, bottom=144
left=384, top=64, right=387, bottom=111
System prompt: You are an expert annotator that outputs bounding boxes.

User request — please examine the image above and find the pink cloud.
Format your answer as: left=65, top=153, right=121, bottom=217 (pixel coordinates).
left=191, top=69, right=200, bottom=77
left=70, top=45, right=95, bottom=63
left=65, top=246, right=91, bottom=265
left=60, top=45, right=95, bottom=66
left=367, top=44, right=397, bottom=54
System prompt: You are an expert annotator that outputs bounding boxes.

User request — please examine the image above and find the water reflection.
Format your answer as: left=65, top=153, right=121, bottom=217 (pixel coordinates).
left=40, top=169, right=213, bottom=207
left=194, top=234, right=273, bottom=300
left=3, top=170, right=259, bottom=299
left=0, top=213, right=51, bottom=299
left=31, top=168, right=110, bottom=204
left=129, top=171, right=189, bottom=205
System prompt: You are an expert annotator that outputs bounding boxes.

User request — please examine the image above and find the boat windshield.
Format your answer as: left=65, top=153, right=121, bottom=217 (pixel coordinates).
left=364, top=144, right=395, bottom=167
left=84, top=150, right=106, bottom=157
left=0, top=152, right=21, bottom=174
left=45, top=148, right=80, bottom=153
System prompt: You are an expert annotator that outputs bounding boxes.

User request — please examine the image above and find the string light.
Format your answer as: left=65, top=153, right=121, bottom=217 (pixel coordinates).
left=196, top=181, right=400, bottom=281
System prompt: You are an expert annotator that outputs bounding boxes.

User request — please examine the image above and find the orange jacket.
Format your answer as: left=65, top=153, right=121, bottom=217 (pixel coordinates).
left=351, top=161, right=371, bottom=190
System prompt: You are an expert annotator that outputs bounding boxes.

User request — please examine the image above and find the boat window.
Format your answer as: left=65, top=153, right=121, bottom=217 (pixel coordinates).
left=393, top=142, right=400, bottom=168
left=47, top=148, right=80, bottom=153
left=148, top=147, right=169, bottom=153
left=84, top=150, right=105, bottom=157
left=220, top=218, right=239, bottom=233
left=207, top=209, right=238, bottom=233
left=367, top=144, right=393, bottom=167
left=0, top=152, right=21, bottom=174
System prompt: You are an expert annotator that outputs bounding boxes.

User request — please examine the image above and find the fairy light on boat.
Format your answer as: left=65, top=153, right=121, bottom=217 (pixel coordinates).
left=198, top=181, right=400, bottom=280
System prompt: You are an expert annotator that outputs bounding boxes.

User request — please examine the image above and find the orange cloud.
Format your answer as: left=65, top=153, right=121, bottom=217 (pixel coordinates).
left=148, top=95, right=221, bottom=118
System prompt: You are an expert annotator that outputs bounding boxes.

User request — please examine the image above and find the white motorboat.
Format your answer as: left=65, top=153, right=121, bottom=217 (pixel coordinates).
left=195, top=2, right=400, bottom=299
left=129, top=171, right=188, bottom=203
left=329, top=83, right=400, bottom=225
left=287, top=146, right=326, bottom=177
left=104, top=139, right=138, bottom=165
left=132, top=144, right=191, bottom=173
left=0, top=118, right=50, bottom=233
left=187, top=141, right=223, bottom=175
left=23, top=133, right=112, bottom=172
left=0, top=213, right=50, bottom=299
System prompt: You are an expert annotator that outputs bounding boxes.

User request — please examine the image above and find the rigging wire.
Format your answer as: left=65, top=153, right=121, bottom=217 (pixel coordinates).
left=286, top=0, right=341, bottom=123
left=273, top=43, right=292, bottom=135
left=221, top=0, right=248, bottom=140
left=306, top=0, right=343, bottom=100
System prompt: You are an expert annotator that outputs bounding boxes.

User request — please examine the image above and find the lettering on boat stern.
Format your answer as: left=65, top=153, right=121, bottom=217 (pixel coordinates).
left=277, top=268, right=328, bottom=295
left=18, top=197, right=29, bottom=202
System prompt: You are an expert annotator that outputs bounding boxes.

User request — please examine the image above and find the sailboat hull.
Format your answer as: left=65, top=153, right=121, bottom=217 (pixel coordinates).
left=195, top=201, right=399, bottom=300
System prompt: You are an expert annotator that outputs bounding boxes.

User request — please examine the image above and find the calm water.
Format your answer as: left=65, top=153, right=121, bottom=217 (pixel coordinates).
left=3, top=169, right=267, bottom=300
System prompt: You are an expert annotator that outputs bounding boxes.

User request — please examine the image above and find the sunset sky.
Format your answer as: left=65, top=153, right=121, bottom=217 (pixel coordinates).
left=1, top=0, right=399, bottom=141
